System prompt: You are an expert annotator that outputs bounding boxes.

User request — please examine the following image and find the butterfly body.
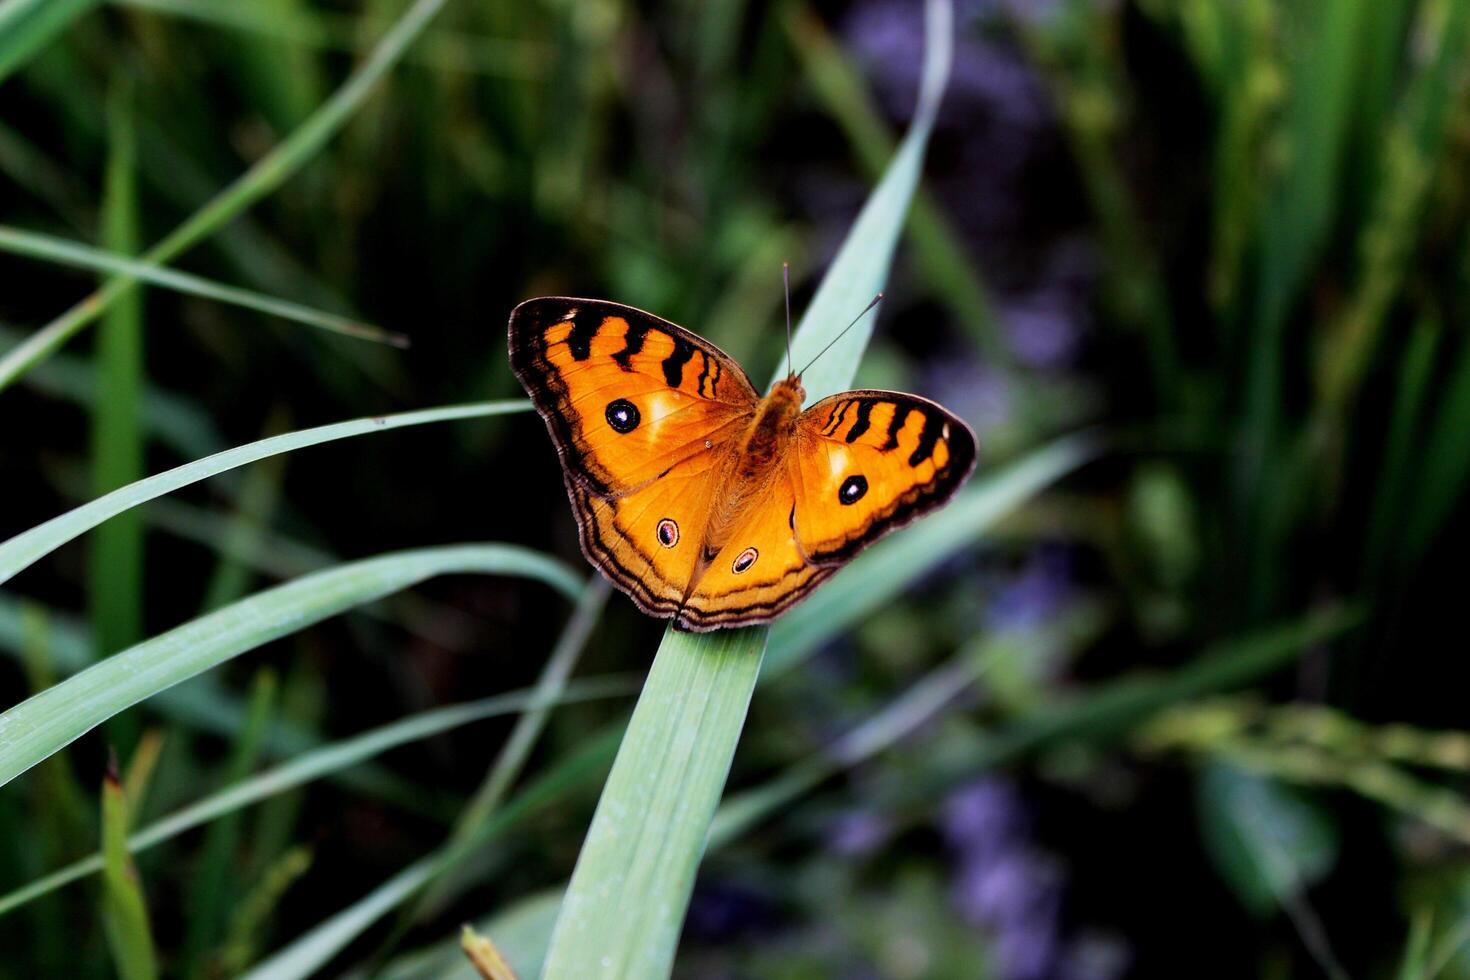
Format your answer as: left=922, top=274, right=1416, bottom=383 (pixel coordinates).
left=736, top=375, right=804, bottom=473
left=509, top=297, right=977, bottom=632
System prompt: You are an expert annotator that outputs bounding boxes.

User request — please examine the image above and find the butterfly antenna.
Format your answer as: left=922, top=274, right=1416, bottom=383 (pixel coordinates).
left=783, top=262, right=794, bottom=378
left=796, top=292, right=883, bottom=377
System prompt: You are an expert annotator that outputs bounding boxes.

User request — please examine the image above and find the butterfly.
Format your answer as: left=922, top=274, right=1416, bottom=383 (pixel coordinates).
left=508, top=297, right=978, bottom=632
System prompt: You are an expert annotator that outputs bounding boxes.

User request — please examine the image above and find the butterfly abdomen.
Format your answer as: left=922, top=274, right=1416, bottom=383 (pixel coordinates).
left=739, top=377, right=805, bottom=476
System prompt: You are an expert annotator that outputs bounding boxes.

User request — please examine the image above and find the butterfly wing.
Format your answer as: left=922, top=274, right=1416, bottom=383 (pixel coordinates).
left=569, top=446, right=741, bottom=618
left=790, top=390, right=977, bottom=565
left=508, top=297, right=759, bottom=616
left=677, top=391, right=975, bottom=630
left=678, top=469, right=835, bottom=631
left=508, top=297, right=758, bottom=497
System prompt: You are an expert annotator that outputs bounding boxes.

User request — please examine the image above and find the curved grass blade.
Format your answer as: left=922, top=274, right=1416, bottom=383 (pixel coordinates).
left=540, top=2, right=953, bottom=976
left=240, top=731, right=623, bottom=980
left=0, top=400, right=530, bottom=588
left=0, top=0, right=451, bottom=391
left=0, top=226, right=408, bottom=346
left=411, top=580, right=613, bottom=920
left=0, top=674, right=635, bottom=918
left=222, top=583, right=618, bottom=975
left=0, top=0, right=97, bottom=86
left=0, top=544, right=582, bottom=789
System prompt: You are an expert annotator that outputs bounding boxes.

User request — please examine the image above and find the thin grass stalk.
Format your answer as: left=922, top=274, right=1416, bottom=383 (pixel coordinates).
left=709, top=643, right=983, bottom=847
left=180, top=670, right=277, bottom=976
left=100, top=768, right=159, bottom=980
left=0, top=676, right=636, bottom=917
left=0, top=544, right=582, bottom=789
left=0, top=400, right=531, bottom=588
left=411, top=580, right=612, bottom=919
left=781, top=1, right=1005, bottom=366
left=90, top=82, right=146, bottom=675
left=239, top=731, right=624, bottom=980
left=109, top=0, right=543, bottom=77
left=0, top=0, right=98, bottom=85
left=540, top=1, right=953, bottom=975
left=0, top=225, right=408, bottom=345
left=0, top=0, right=452, bottom=391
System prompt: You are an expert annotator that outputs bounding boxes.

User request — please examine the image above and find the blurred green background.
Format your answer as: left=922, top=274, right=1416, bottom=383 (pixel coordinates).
left=3, top=0, right=1470, bottom=976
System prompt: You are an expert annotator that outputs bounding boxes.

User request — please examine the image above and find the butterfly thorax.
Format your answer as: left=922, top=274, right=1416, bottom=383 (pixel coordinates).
left=739, top=376, right=805, bottom=477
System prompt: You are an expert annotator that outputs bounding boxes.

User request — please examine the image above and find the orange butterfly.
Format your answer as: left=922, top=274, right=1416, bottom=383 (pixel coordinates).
left=509, top=297, right=977, bottom=632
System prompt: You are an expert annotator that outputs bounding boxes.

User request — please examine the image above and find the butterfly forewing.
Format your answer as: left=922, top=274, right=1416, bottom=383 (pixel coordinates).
left=508, top=298, right=757, bottom=497
left=791, top=390, right=977, bottom=565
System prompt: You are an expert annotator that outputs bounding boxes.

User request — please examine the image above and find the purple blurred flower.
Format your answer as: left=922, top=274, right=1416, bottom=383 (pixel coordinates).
left=941, top=777, right=1126, bottom=980
left=828, top=809, right=893, bottom=856
left=999, top=237, right=1095, bottom=369
left=943, top=777, right=1028, bottom=854
left=987, top=546, right=1074, bottom=629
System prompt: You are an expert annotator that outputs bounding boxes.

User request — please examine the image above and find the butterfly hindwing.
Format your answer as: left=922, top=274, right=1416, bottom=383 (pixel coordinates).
left=570, top=448, right=735, bottom=619
left=791, top=390, right=978, bottom=565
left=679, top=470, right=834, bottom=631
left=508, top=297, right=757, bottom=497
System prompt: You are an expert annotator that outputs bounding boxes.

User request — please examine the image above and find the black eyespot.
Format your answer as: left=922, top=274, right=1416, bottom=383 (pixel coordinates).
left=605, top=398, right=640, bottom=433
left=839, top=475, right=868, bottom=505
left=732, top=548, right=758, bottom=574
left=656, top=518, right=679, bottom=548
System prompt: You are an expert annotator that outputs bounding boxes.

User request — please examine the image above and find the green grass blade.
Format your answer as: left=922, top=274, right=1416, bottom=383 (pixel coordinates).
left=950, top=608, right=1361, bottom=779
left=109, top=0, right=542, bottom=78
left=90, top=83, right=146, bottom=670
left=1365, top=316, right=1439, bottom=576
left=180, top=670, right=277, bottom=976
left=541, top=2, right=953, bottom=976
left=413, top=581, right=612, bottom=918
left=0, top=0, right=451, bottom=390
left=100, top=769, right=159, bottom=980
left=0, top=594, right=434, bottom=810
left=1239, top=0, right=1367, bottom=614
left=241, top=732, right=623, bottom=980
left=0, top=544, right=582, bottom=789
left=0, top=226, right=408, bottom=346
left=1316, top=0, right=1470, bottom=417
left=1404, top=331, right=1470, bottom=562
left=1426, top=914, right=1470, bottom=979
left=0, top=400, right=530, bottom=588
left=776, top=0, right=952, bottom=400
left=542, top=627, right=767, bottom=979
left=0, top=0, right=97, bottom=86
left=781, top=2, right=1005, bottom=364
left=0, top=676, right=635, bottom=918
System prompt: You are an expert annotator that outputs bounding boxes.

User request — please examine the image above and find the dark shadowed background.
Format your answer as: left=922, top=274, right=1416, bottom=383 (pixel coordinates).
left=3, top=0, right=1470, bottom=976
